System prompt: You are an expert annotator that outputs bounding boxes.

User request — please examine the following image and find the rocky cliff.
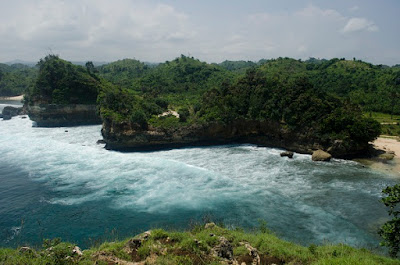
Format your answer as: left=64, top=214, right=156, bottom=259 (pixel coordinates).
left=101, top=118, right=369, bottom=158
left=27, top=104, right=101, bottom=127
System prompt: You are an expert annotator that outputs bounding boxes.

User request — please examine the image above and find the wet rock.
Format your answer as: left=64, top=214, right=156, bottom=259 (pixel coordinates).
left=2, top=106, right=23, bottom=120
left=280, top=151, right=294, bottom=158
left=97, top=139, right=106, bottom=144
left=312, top=149, right=332, bottom=161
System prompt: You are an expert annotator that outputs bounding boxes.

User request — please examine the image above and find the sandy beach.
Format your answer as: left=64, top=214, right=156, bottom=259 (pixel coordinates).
left=363, top=136, right=400, bottom=177
left=0, top=95, right=24, bottom=101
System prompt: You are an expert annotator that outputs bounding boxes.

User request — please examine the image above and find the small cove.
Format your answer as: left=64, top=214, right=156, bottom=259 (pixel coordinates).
left=0, top=115, right=398, bottom=250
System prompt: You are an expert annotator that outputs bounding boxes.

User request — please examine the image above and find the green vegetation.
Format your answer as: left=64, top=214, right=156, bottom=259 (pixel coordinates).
left=0, top=63, right=37, bottom=97
left=1, top=225, right=399, bottom=264
left=97, top=56, right=381, bottom=148
left=366, top=112, right=400, bottom=136
left=25, top=55, right=105, bottom=105
left=380, top=184, right=400, bottom=257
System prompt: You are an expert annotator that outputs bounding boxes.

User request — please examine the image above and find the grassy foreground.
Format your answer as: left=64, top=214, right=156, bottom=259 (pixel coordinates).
left=0, top=224, right=398, bottom=265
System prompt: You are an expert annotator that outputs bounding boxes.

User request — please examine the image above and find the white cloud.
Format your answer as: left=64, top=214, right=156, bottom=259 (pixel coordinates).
left=342, top=18, right=379, bottom=33
left=0, top=1, right=391, bottom=64
left=0, top=0, right=195, bottom=61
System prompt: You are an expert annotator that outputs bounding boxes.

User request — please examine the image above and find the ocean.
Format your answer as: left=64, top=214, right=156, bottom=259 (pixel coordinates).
left=0, top=108, right=397, bottom=250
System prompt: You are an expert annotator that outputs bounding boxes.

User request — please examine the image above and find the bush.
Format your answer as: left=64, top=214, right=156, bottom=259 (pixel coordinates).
left=130, top=110, right=148, bottom=129
left=379, top=184, right=400, bottom=257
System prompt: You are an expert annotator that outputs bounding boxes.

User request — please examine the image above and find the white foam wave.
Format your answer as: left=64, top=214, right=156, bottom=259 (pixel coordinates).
left=0, top=117, right=396, bottom=246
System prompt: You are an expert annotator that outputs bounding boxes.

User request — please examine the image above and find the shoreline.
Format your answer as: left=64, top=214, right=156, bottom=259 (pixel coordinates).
left=0, top=95, right=24, bottom=101
left=357, top=136, right=400, bottom=177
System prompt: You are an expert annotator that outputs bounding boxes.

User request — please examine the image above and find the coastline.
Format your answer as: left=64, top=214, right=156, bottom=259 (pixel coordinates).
left=357, top=136, right=400, bottom=178
left=0, top=95, right=24, bottom=101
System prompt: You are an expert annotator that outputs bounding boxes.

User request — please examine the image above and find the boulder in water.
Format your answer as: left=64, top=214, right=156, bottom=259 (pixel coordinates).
left=2, top=106, right=23, bottom=120
left=280, top=151, right=294, bottom=158
left=312, top=149, right=332, bottom=161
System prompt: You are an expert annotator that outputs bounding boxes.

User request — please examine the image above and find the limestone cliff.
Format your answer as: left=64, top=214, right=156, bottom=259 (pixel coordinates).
left=27, top=104, right=101, bottom=127
left=101, top=118, right=369, bottom=158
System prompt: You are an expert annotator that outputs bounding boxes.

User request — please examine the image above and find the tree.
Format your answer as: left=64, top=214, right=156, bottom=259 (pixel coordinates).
left=379, top=184, right=400, bottom=257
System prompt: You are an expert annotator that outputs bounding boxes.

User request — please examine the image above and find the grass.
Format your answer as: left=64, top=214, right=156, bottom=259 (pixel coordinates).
left=365, top=112, right=400, bottom=137
left=0, top=225, right=399, bottom=264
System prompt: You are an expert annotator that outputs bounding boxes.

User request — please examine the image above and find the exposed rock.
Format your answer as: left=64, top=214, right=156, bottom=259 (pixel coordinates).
left=205, top=222, right=216, bottom=229
left=378, top=152, right=395, bottom=160
left=19, top=246, right=35, bottom=255
left=72, top=246, right=83, bottom=256
left=27, top=104, right=101, bottom=127
left=2, top=106, right=24, bottom=120
left=97, top=139, right=106, bottom=144
left=212, top=236, right=234, bottom=260
left=125, top=230, right=152, bottom=253
left=158, top=110, right=179, bottom=118
left=280, top=151, right=294, bottom=158
left=239, top=242, right=261, bottom=265
left=312, top=149, right=332, bottom=161
left=102, top=118, right=368, bottom=159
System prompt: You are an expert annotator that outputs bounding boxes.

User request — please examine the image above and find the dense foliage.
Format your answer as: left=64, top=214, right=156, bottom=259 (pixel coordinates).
left=380, top=184, right=400, bottom=257
left=199, top=68, right=380, bottom=143
left=252, top=57, right=400, bottom=115
left=97, top=59, right=149, bottom=89
left=0, top=63, right=37, bottom=97
left=98, top=55, right=237, bottom=127
left=25, top=55, right=103, bottom=105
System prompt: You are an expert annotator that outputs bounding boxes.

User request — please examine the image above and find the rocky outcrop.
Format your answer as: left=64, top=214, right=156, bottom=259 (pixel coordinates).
left=312, top=149, right=332, bottom=161
left=27, top=104, right=101, bottom=127
left=212, top=236, right=234, bottom=260
left=102, top=118, right=370, bottom=158
left=2, top=106, right=24, bottom=120
left=280, top=151, right=294, bottom=158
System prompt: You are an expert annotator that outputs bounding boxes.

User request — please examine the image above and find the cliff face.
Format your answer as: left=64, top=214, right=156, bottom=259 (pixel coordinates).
left=101, top=119, right=368, bottom=158
left=27, top=104, right=102, bottom=127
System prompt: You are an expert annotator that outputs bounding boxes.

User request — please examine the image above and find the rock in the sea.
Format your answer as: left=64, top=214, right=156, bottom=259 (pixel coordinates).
left=312, top=149, right=332, bottom=161
left=2, top=106, right=23, bottom=120
left=280, top=151, right=294, bottom=158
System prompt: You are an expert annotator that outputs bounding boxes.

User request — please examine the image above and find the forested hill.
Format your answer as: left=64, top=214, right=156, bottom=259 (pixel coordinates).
left=0, top=63, right=37, bottom=97
left=24, top=55, right=106, bottom=105
left=95, top=55, right=381, bottom=156
left=4, top=56, right=400, bottom=117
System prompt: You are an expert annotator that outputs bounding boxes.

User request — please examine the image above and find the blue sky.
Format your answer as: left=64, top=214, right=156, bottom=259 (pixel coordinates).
left=1, top=0, right=399, bottom=65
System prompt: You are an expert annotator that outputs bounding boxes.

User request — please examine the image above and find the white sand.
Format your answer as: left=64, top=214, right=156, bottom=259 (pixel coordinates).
left=366, top=137, right=400, bottom=177
left=373, top=137, right=400, bottom=157
left=0, top=95, right=24, bottom=101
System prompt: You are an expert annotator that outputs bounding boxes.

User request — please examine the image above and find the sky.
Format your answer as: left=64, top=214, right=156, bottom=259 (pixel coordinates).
left=0, top=0, right=399, bottom=65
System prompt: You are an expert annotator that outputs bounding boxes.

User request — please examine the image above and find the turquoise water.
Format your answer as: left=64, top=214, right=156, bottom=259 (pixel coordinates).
left=0, top=115, right=398, bottom=250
